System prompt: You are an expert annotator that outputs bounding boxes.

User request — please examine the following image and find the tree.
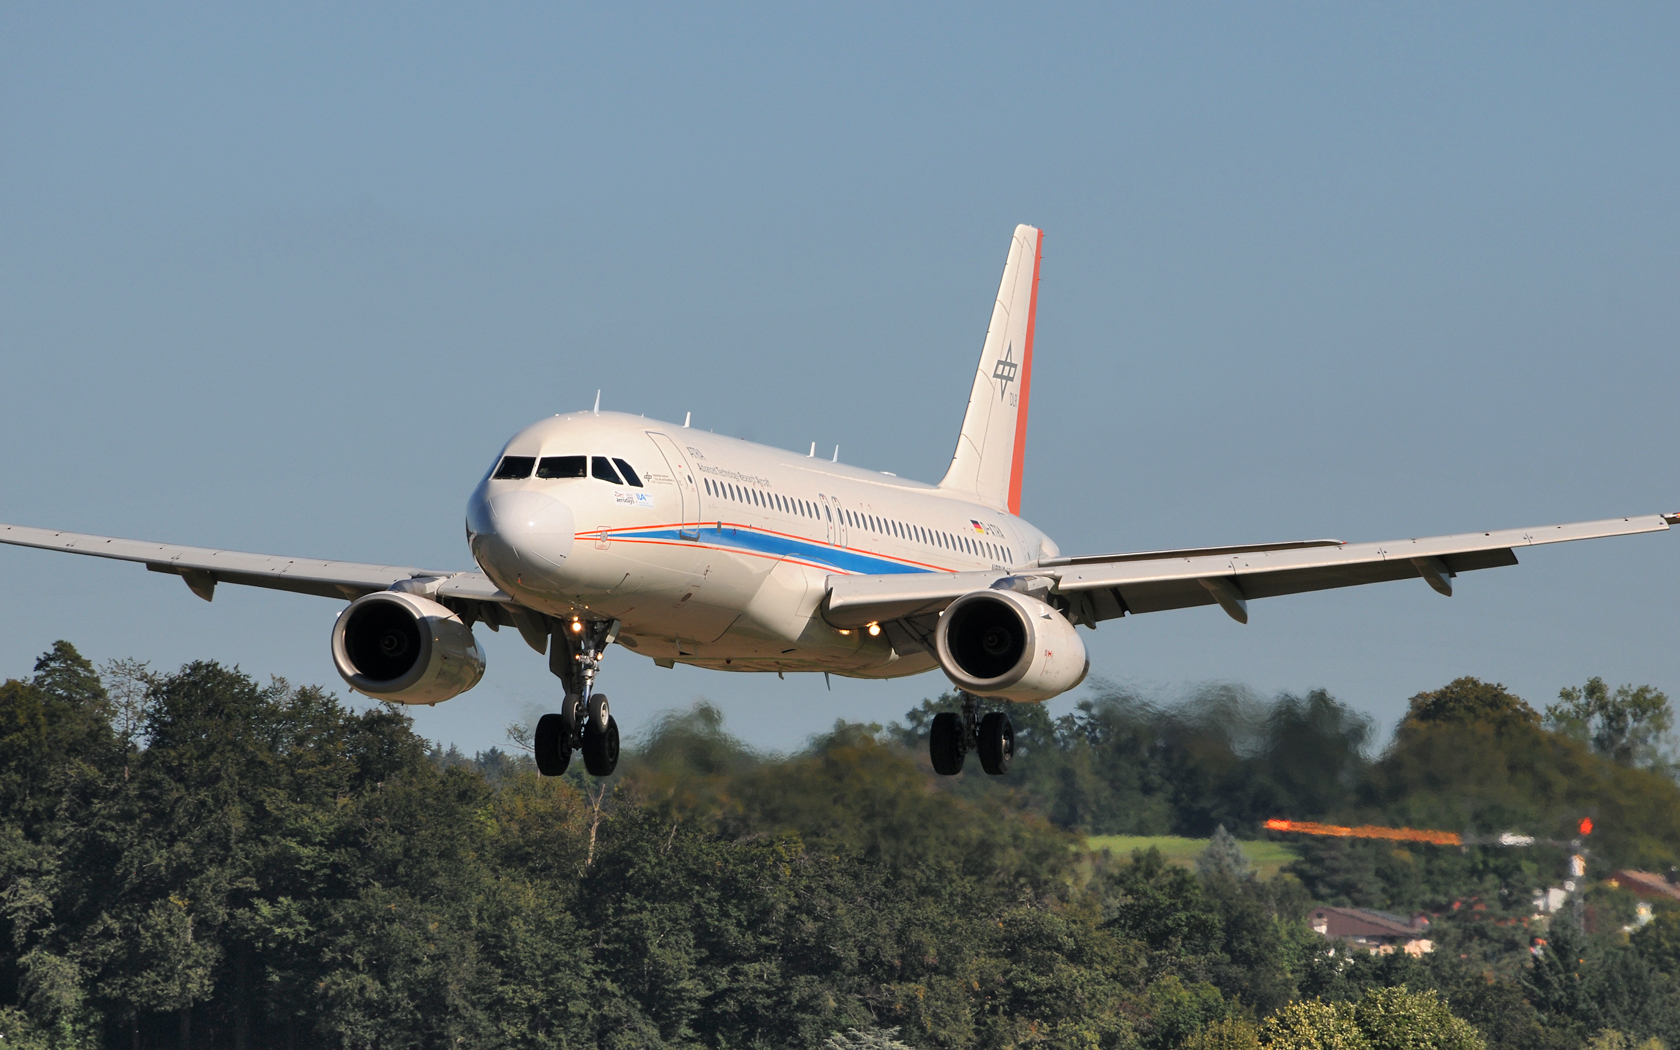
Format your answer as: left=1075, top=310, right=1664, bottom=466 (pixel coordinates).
left=825, top=1027, right=917, bottom=1049
left=1545, top=678, right=1675, bottom=770
left=1404, top=678, right=1539, bottom=730
left=1630, top=907, right=1680, bottom=976
left=1523, top=917, right=1594, bottom=1033
left=1585, top=1031, right=1666, bottom=1050
left=1350, top=986, right=1484, bottom=1050
left=1260, top=999, right=1369, bottom=1050
left=1198, top=825, right=1253, bottom=881
left=1181, top=1017, right=1261, bottom=1050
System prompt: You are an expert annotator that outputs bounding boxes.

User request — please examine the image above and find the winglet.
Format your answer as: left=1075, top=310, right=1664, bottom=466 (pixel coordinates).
left=1663, top=512, right=1679, bottom=526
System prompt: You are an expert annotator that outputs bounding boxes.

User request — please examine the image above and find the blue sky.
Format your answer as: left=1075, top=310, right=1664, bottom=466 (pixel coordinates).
left=2, top=4, right=1676, bottom=755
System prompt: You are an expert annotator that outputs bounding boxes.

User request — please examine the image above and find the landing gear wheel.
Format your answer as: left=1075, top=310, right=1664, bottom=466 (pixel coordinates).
left=534, top=713, right=572, bottom=776
left=930, top=711, right=965, bottom=775
left=586, top=692, right=611, bottom=733
left=976, top=711, right=1014, bottom=776
left=582, top=714, right=620, bottom=777
left=561, top=693, right=584, bottom=739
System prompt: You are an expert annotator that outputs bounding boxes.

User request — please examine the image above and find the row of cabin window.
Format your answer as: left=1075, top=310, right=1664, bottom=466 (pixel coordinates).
left=701, top=477, right=1011, bottom=564
left=493, top=455, right=643, bottom=487
left=705, top=477, right=825, bottom=521
left=836, top=506, right=1010, bottom=563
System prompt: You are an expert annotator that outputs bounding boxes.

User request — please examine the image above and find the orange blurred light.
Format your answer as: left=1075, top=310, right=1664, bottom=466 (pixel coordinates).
left=1263, top=819, right=1462, bottom=847
left=1579, top=818, right=1593, bottom=836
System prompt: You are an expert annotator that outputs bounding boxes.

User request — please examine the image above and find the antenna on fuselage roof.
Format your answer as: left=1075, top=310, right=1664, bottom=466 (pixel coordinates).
left=808, top=442, right=815, bottom=457
left=592, top=390, right=601, bottom=415
left=832, top=446, right=839, bottom=462
left=683, top=412, right=691, bottom=428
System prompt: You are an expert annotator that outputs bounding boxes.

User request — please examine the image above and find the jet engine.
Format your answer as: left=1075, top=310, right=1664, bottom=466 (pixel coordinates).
left=331, top=591, right=486, bottom=704
left=934, top=586, right=1089, bottom=703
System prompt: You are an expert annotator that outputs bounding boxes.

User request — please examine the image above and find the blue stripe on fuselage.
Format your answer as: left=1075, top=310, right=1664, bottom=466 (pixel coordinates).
left=610, top=524, right=935, bottom=575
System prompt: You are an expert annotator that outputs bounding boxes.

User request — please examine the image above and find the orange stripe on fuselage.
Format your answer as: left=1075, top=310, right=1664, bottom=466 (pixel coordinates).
left=1006, top=229, right=1041, bottom=517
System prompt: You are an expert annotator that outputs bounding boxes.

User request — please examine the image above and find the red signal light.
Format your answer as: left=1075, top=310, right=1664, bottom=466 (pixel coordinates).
left=1579, top=818, right=1593, bottom=836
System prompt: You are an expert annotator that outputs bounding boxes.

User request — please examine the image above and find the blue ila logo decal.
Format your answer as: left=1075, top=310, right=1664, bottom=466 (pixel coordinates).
left=991, top=341, right=1018, bottom=400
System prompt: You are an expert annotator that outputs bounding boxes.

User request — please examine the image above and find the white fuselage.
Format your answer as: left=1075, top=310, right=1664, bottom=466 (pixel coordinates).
left=465, top=411, right=1058, bottom=679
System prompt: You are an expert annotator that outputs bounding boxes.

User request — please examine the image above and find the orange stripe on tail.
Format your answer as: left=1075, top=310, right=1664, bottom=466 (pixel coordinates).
left=1007, top=229, right=1041, bottom=516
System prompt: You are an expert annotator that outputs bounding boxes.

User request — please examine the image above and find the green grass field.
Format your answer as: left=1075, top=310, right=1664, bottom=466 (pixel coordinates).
left=1085, top=835, right=1300, bottom=878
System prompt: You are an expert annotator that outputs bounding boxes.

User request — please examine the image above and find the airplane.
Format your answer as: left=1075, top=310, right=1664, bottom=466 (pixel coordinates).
left=3, top=225, right=1674, bottom=781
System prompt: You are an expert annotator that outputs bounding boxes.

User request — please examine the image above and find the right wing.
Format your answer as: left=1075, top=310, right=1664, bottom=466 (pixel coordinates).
left=0, top=522, right=521, bottom=632
left=824, top=513, right=1677, bottom=638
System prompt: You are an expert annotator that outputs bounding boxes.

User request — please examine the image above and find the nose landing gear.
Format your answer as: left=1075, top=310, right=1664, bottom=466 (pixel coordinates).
left=534, top=618, right=621, bottom=777
left=929, top=692, right=1014, bottom=777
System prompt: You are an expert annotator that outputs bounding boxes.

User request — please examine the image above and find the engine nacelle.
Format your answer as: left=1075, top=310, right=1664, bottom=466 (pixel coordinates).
left=934, top=587, right=1089, bottom=703
left=331, top=592, right=486, bottom=705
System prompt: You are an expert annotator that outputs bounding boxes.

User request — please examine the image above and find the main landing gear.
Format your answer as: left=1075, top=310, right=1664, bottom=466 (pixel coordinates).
left=534, top=618, right=621, bottom=778
left=929, top=692, right=1014, bottom=777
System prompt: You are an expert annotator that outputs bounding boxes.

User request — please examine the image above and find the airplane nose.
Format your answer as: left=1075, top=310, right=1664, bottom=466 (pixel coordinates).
left=469, top=489, right=576, bottom=584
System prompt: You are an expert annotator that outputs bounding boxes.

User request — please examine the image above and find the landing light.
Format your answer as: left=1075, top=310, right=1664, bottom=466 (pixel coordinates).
left=570, top=621, right=583, bottom=633
left=867, top=623, right=881, bottom=636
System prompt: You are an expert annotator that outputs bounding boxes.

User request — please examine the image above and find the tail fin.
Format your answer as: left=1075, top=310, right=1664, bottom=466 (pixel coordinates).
left=938, top=224, right=1042, bottom=514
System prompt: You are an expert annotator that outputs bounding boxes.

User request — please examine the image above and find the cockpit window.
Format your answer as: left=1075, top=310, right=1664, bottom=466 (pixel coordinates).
left=493, top=456, right=535, bottom=479
left=536, top=455, right=586, bottom=479
left=612, top=458, right=643, bottom=487
left=591, top=456, right=624, bottom=484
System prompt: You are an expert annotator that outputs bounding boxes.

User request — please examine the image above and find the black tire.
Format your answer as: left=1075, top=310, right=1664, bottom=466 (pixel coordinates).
left=582, top=715, right=620, bottom=777
left=561, top=693, right=584, bottom=743
left=534, top=712, right=571, bottom=776
left=977, top=711, right=1014, bottom=776
left=930, top=711, right=965, bottom=776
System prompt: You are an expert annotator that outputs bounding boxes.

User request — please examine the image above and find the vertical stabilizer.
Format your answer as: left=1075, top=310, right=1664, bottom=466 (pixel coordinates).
left=938, top=224, right=1042, bottom=514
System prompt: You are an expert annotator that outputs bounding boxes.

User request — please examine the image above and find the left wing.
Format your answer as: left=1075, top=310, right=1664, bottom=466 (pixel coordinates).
left=0, top=522, right=516, bottom=625
left=824, top=513, right=1677, bottom=635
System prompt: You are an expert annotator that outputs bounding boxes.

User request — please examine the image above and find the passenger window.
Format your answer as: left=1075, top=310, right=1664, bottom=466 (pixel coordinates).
left=536, top=455, right=586, bottom=479
left=494, top=456, right=535, bottom=479
left=592, top=457, right=624, bottom=484
left=613, top=458, right=643, bottom=487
